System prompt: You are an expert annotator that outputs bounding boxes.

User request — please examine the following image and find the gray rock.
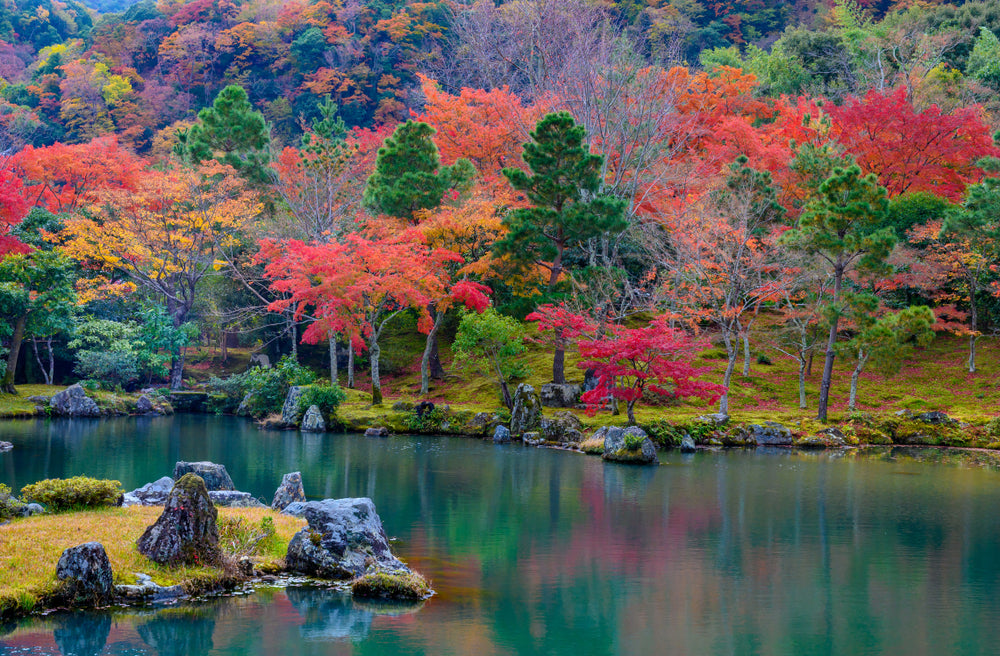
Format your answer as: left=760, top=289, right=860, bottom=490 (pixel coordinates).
left=492, top=425, right=511, bottom=443
left=364, top=426, right=389, bottom=437
left=603, top=426, right=657, bottom=465
left=894, top=409, right=914, bottom=418
left=522, top=431, right=542, bottom=446
left=272, top=472, right=306, bottom=511
left=795, top=427, right=848, bottom=449
left=914, top=411, right=954, bottom=425
left=136, top=395, right=154, bottom=414
left=540, top=383, right=582, bottom=408
left=116, top=573, right=185, bottom=602
left=0, top=441, right=11, bottom=452
left=746, top=422, right=793, bottom=446
left=236, top=392, right=252, bottom=417
left=56, top=542, right=114, bottom=604
left=541, top=411, right=584, bottom=443
left=510, top=384, right=542, bottom=436
left=18, top=503, right=44, bottom=517
left=123, top=476, right=175, bottom=506
left=26, top=395, right=51, bottom=403
left=280, top=501, right=309, bottom=517
left=391, top=400, right=414, bottom=412
left=50, top=384, right=101, bottom=418
left=467, top=412, right=501, bottom=437
left=282, top=386, right=306, bottom=425
left=695, top=413, right=730, bottom=426
left=680, top=435, right=697, bottom=452
left=209, top=491, right=265, bottom=507
left=301, top=405, right=326, bottom=432
left=285, top=498, right=409, bottom=579
left=172, top=461, right=235, bottom=491
left=137, top=474, right=221, bottom=566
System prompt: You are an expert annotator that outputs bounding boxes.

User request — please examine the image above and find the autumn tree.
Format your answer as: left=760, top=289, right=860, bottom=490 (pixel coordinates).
left=61, top=162, right=261, bottom=389
left=0, top=250, right=76, bottom=393
left=782, top=162, right=895, bottom=422
left=577, top=316, right=725, bottom=425
left=0, top=163, right=30, bottom=258
left=496, top=111, right=627, bottom=384
left=180, top=85, right=272, bottom=185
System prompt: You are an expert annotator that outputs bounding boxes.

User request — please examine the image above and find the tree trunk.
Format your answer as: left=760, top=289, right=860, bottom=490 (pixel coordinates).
left=2, top=314, right=27, bottom=394
left=221, top=331, right=228, bottom=363
left=32, top=338, right=47, bottom=385
left=500, top=380, right=513, bottom=409
left=742, top=332, right=751, bottom=377
left=329, top=336, right=338, bottom=384
left=347, top=346, right=355, bottom=388
left=807, top=350, right=815, bottom=377
left=289, top=317, right=298, bottom=362
left=428, top=305, right=445, bottom=380
left=370, top=339, right=382, bottom=406
left=169, top=350, right=185, bottom=390
left=969, top=334, right=978, bottom=374
left=46, top=337, right=54, bottom=386
left=817, top=267, right=843, bottom=423
left=626, top=399, right=637, bottom=426
left=798, top=357, right=807, bottom=410
left=420, top=309, right=446, bottom=395
left=848, top=351, right=867, bottom=412
left=718, top=330, right=737, bottom=416
left=553, top=343, right=566, bottom=385
left=968, top=302, right=978, bottom=374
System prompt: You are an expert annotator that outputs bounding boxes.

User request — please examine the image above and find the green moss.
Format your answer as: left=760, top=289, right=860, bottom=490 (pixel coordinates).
left=351, top=571, right=431, bottom=601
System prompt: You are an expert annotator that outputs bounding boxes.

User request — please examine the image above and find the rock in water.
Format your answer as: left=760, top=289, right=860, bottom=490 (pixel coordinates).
left=282, top=386, right=306, bottom=425
left=0, top=441, right=12, bottom=452
left=122, top=476, right=175, bottom=506
left=510, top=384, right=542, bottom=437
left=603, top=426, right=658, bottom=465
left=540, top=383, right=582, bottom=408
left=364, top=427, right=389, bottom=437
left=172, top=461, right=235, bottom=491
left=492, top=425, right=511, bottom=443
left=136, top=395, right=155, bottom=414
left=56, top=542, right=114, bottom=605
left=272, top=472, right=306, bottom=511
left=286, top=498, right=408, bottom=579
left=137, top=474, right=220, bottom=566
left=680, top=435, right=697, bottom=452
left=541, top=411, right=585, bottom=443
left=49, top=384, right=101, bottom=417
left=746, top=422, right=793, bottom=446
left=301, top=405, right=326, bottom=432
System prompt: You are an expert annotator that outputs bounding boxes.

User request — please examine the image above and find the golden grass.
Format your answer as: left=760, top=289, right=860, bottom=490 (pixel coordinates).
left=0, top=506, right=305, bottom=617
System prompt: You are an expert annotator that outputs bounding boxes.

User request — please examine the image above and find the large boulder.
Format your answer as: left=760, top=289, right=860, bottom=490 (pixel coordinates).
left=745, top=422, right=793, bottom=446
left=172, top=461, right=235, bottom=491
left=122, top=476, right=175, bottom=506
left=50, top=384, right=101, bottom=418
left=466, top=412, right=502, bottom=437
left=541, top=411, right=584, bottom=443
left=680, top=435, right=697, bottom=453
left=285, top=498, right=409, bottom=579
left=209, top=491, right=265, bottom=507
left=510, top=384, right=542, bottom=437
left=602, top=426, right=658, bottom=465
left=282, top=386, right=307, bottom=425
left=301, top=405, right=326, bottom=432
left=136, top=395, right=155, bottom=414
left=56, top=542, right=114, bottom=605
left=136, top=474, right=221, bottom=566
left=364, top=427, right=389, bottom=437
left=540, top=383, right=582, bottom=408
left=272, top=472, right=306, bottom=511
left=914, top=411, right=954, bottom=425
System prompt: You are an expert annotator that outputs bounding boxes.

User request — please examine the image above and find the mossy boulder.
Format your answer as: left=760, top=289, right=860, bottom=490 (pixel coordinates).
left=601, top=426, right=658, bottom=465
left=351, top=571, right=431, bottom=601
left=55, top=542, right=114, bottom=606
left=136, top=474, right=221, bottom=566
left=510, top=384, right=542, bottom=437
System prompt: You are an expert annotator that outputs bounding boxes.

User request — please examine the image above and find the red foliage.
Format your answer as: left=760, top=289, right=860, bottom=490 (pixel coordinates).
left=0, top=165, right=30, bottom=258
left=526, top=303, right=598, bottom=346
left=828, top=88, right=996, bottom=200
left=577, top=316, right=725, bottom=422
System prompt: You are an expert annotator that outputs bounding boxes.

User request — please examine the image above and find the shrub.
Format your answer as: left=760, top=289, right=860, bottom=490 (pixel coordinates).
left=756, top=353, right=773, bottom=365
left=20, top=477, right=123, bottom=511
left=0, top=484, right=25, bottom=520
left=74, top=351, right=141, bottom=389
left=404, top=407, right=446, bottom=432
left=623, top=431, right=646, bottom=451
left=207, top=356, right=316, bottom=418
left=297, top=384, right=346, bottom=419
left=985, top=418, right=1000, bottom=439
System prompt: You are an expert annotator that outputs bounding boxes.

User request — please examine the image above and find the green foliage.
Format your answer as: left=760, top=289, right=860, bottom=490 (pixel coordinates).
left=966, top=26, right=1000, bottom=89
left=20, top=477, right=123, bottom=512
left=209, top=356, right=316, bottom=419
left=180, top=85, right=272, bottom=185
left=403, top=407, right=447, bottom=432
left=363, top=119, right=474, bottom=222
left=453, top=309, right=527, bottom=384
left=74, top=350, right=140, bottom=389
left=887, top=191, right=953, bottom=241
left=297, top=384, right=346, bottom=419
left=217, top=515, right=277, bottom=558
left=495, top=112, right=628, bottom=285
left=622, top=431, right=646, bottom=451
left=0, top=484, right=25, bottom=521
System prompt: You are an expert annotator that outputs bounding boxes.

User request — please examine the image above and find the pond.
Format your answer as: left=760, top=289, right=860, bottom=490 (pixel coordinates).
left=2, top=415, right=1000, bottom=655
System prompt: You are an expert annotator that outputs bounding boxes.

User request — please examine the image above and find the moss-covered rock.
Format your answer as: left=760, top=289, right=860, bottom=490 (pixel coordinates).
left=136, top=474, right=221, bottom=566
left=351, top=571, right=431, bottom=601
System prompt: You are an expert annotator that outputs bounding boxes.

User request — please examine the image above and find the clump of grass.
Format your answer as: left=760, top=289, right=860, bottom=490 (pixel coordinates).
left=580, top=436, right=604, bottom=454
left=217, top=515, right=277, bottom=558
left=351, top=570, right=431, bottom=601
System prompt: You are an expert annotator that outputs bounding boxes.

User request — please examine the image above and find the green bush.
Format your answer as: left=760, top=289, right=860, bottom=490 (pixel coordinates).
left=297, top=384, right=346, bottom=419
left=74, top=350, right=141, bottom=389
left=756, top=353, right=773, bottom=366
left=985, top=418, right=1000, bottom=439
left=623, top=431, right=646, bottom=451
left=20, top=477, right=123, bottom=511
left=0, top=484, right=25, bottom=520
left=404, top=407, right=447, bottom=432
left=207, top=356, right=316, bottom=418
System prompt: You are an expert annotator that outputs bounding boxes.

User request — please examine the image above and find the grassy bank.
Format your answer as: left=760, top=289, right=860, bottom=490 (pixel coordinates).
left=0, top=506, right=305, bottom=619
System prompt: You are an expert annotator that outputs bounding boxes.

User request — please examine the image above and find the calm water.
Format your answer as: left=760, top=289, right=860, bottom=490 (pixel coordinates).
left=2, top=415, right=1000, bottom=655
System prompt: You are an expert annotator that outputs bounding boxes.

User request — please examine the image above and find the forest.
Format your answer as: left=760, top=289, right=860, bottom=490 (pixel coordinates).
left=4, top=0, right=1000, bottom=428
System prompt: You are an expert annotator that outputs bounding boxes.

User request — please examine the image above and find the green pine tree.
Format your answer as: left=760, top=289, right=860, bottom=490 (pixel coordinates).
left=362, top=120, right=474, bottom=223
left=495, top=111, right=628, bottom=384
left=179, top=85, right=272, bottom=185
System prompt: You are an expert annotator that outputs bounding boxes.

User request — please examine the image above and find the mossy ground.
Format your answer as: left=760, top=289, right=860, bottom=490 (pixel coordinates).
left=0, top=506, right=305, bottom=619
left=351, top=570, right=431, bottom=601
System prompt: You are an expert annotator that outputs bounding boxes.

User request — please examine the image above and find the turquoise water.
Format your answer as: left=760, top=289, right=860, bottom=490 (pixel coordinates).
left=2, top=415, right=1000, bottom=655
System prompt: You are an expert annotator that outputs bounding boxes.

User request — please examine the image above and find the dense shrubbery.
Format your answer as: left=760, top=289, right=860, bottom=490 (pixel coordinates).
left=20, top=477, right=123, bottom=511
left=0, top=484, right=24, bottom=520
left=297, top=384, right=346, bottom=420
left=74, top=350, right=141, bottom=389
left=207, top=356, right=316, bottom=418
